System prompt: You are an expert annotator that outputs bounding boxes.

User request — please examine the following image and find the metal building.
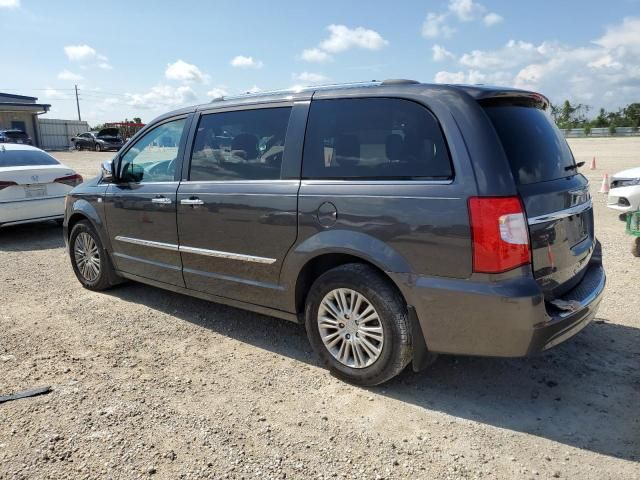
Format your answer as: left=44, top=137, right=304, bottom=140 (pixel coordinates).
left=38, top=118, right=90, bottom=150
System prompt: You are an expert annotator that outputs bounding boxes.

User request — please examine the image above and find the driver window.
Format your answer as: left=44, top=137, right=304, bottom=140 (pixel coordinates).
left=119, top=118, right=186, bottom=183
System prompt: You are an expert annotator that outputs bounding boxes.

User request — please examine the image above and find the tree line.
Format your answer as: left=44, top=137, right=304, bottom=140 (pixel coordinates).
left=551, top=100, right=640, bottom=135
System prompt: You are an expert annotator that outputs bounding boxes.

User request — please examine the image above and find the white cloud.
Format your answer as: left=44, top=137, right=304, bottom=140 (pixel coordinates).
left=57, top=69, right=84, bottom=81
left=422, top=13, right=455, bottom=39
left=98, top=62, right=113, bottom=70
left=300, top=24, right=387, bottom=63
left=206, top=87, right=229, bottom=99
left=435, top=17, right=640, bottom=110
left=483, top=12, right=503, bottom=26
left=448, top=0, right=483, bottom=21
left=293, top=72, right=329, bottom=83
left=587, top=54, right=623, bottom=70
left=424, top=1, right=502, bottom=38
left=0, top=0, right=20, bottom=8
left=126, top=85, right=198, bottom=110
left=301, top=48, right=332, bottom=63
left=434, top=71, right=466, bottom=83
left=246, top=86, right=262, bottom=94
left=165, top=59, right=208, bottom=82
left=230, top=55, right=264, bottom=69
left=319, top=24, right=388, bottom=53
left=64, top=44, right=97, bottom=61
left=43, top=87, right=67, bottom=99
left=594, top=16, right=640, bottom=53
left=432, top=44, right=455, bottom=61
left=459, top=40, right=539, bottom=69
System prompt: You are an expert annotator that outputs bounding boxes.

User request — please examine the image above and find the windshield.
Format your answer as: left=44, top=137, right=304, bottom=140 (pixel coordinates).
left=3, top=130, right=27, bottom=138
left=483, top=105, right=576, bottom=185
left=0, top=149, right=59, bottom=167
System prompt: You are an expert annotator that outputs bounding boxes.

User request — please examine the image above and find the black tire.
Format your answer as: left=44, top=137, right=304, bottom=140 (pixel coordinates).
left=95, top=143, right=101, bottom=152
left=304, top=263, right=412, bottom=386
left=75, top=142, right=82, bottom=151
left=632, top=237, right=640, bottom=257
left=69, top=220, right=118, bottom=290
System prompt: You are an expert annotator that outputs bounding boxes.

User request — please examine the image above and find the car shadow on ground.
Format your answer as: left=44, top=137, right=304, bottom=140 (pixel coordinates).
left=107, top=281, right=639, bottom=462
left=0, top=222, right=65, bottom=251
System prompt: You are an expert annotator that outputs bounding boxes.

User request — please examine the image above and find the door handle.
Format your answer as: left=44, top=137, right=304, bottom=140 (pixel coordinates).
left=180, top=198, right=204, bottom=206
left=151, top=197, right=172, bottom=205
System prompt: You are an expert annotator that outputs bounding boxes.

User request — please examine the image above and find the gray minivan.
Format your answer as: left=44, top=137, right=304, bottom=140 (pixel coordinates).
left=63, top=80, right=606, bottom=385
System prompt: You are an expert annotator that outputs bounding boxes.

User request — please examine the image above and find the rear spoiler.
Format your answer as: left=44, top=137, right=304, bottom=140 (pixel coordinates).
left=475, top=90, right=550, bottom=110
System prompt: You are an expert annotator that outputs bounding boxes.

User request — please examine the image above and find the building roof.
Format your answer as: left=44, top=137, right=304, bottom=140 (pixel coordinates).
left=0, top=92, right=38, bottom=103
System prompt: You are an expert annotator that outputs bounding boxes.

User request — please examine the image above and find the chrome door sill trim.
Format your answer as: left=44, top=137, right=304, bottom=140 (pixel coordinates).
left=115, top=236, right=179, bottom=252
left=179, top=245, right=276, bottom=264
left=114, top=236, right=276, bottom=264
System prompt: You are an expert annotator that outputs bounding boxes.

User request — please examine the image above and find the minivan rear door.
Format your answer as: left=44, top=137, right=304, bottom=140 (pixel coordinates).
left=482, top=101, right=595, bottom=299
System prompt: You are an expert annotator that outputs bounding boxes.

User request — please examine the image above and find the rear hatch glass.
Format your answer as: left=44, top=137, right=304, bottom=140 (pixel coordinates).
left=482, top=101, right=594, bottom=299
left=483, top=106, right=577, bottom=184
left=0, top=150, right=60, bottom=167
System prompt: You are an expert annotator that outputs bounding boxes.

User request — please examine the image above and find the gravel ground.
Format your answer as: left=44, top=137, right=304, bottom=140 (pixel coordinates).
left=0, top=139, right=638, bottom=480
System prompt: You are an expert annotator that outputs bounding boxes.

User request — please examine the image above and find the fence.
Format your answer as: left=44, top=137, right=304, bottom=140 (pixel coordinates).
left=38, top=118, right=90, bottom=150
left=563, top=127, right=640, bottom=138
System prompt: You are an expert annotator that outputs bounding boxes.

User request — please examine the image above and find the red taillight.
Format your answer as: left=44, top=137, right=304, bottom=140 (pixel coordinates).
left=468, top=196, right=531, bottom=273
left=0, top=180, right=17, bottom=190
left=54, top=173, right=83, bottom=187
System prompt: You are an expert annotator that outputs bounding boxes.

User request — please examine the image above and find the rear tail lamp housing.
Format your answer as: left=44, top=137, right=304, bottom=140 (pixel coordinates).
left=468, top=196, right=531, bottom=273
left=54, top=173, right=83, bottom=187
left=0, top=180, right=17, bottom=190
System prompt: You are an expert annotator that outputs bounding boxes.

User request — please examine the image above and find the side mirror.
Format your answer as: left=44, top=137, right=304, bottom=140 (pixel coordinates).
left=101, top=159, right=115, bottom=183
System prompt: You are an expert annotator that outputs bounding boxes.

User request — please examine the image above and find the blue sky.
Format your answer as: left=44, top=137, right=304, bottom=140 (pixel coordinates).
left=1, top=0, right=639, bottom=124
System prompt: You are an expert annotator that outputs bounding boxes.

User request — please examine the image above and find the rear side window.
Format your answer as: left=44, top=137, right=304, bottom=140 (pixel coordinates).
left=483, top=105, right=576, bottom=185
left=0, top=149, right=59, bottom=167
left=189, top=107, right=291, bottom=181
left=302, top=98, right=453, bottom=180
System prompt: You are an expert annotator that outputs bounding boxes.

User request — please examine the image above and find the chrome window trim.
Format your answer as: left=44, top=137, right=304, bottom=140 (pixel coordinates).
left=114, top=236, right=276, bottom=264
left=301, top=179, right=453, bottom=186
left=527, top=200, right=593, bottom=225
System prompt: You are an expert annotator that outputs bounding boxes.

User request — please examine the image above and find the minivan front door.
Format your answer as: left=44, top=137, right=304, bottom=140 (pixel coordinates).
left=104, top=116, right=190, bottom=286
left=176, top=105, right=304, bottom=309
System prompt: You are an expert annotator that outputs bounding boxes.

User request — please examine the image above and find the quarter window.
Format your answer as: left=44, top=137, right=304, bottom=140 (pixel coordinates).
left=189, top=107, right=291, bottom=181
left=119, top=118, right=186, bottom=183
left=302, top=98, right=452, bottom=180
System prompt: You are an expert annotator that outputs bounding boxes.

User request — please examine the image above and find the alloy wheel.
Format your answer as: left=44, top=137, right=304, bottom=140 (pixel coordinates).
left=317, top=288, right=384, bottom=368
left=74, top=232, right=101, bottom=282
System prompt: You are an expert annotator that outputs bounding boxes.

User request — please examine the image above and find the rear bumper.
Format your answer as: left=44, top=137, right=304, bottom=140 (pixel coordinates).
left=0, top=196, right=65, bottom=225
left=391, top=250, right=606, bottom=357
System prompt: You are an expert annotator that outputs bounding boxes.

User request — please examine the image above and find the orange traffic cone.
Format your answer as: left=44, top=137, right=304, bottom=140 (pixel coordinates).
left=590, top=156, right=597, bottom=170
left=599, top=173, right=609, bottom=194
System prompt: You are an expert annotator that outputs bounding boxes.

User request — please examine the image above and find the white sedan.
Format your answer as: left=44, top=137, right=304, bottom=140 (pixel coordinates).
left=607, top=166, right=640, bottom=215
left=0, top=144, right=82, bottom=227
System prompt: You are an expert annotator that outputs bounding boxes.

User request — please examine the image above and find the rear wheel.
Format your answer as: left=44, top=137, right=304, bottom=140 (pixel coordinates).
left=632, top=237, right=640, bottom=257
left=95, top=143, right=102, bottom=152
left=305, top=263, right=412, bottom=386
left=69, top=220, right=118, bottom=290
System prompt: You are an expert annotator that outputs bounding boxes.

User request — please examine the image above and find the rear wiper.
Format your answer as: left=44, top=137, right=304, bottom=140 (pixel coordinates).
left=565, top=161, right=585, bottom=171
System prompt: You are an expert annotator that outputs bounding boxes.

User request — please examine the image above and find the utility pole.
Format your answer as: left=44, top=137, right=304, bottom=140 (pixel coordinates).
left=74, top=84, right=81, bottom=121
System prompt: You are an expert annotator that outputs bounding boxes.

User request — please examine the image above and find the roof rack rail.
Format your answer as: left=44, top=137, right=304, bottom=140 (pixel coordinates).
left=209, top=80, right=383, bottom=103
left=381, top=79, right=420, bottom=85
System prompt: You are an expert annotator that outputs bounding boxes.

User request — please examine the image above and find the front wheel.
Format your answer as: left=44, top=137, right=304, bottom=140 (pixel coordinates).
left=305, top=263, right=413, bottom=386
left=69, top=220, right=118, bottom=290
left=95, top=143, right=102, bottom=152
left=632, top=237, right=640, bottom=257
